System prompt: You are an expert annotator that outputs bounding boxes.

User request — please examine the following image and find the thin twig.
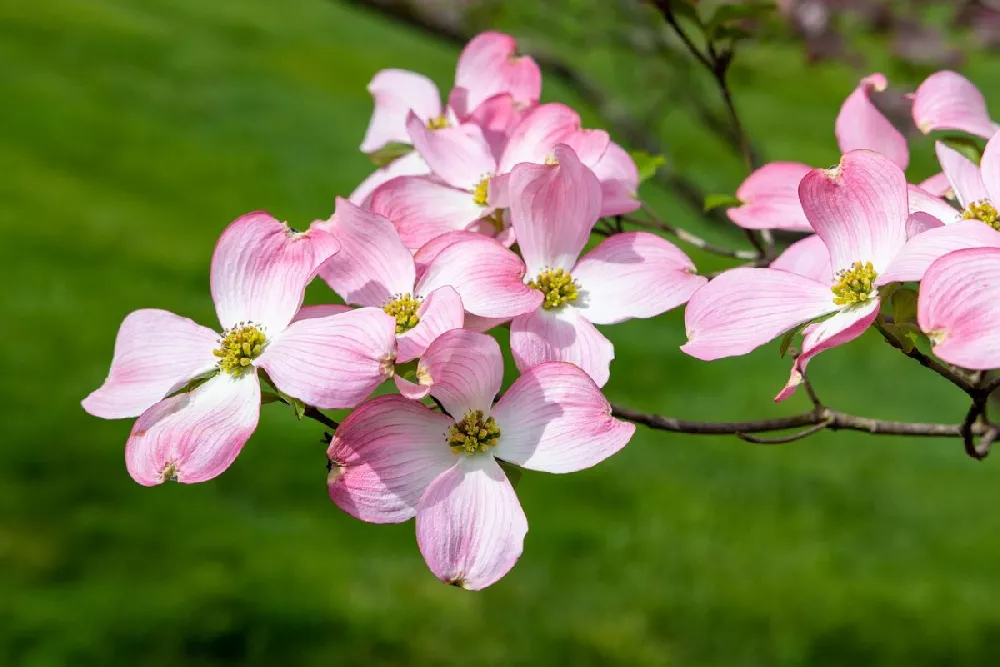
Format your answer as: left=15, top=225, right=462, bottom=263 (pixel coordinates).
left=737, top=421, right=831, bottom=444
left=628, top=205, right=759, bottom=260
left=304, top=405, right=339, bottom=431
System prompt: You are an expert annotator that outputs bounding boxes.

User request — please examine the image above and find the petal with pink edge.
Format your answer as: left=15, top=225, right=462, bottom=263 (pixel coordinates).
left=591, top=141, right=640, bottom=216
left=770, top=234, right=833, bottom=283
left=571, top=232, right=707, bottom=325
left=455, top=31, right=541, bottom=112
left=361, top=69, right=442, bottom=153
left=396, top=286, right=465, bottom=364
left=492, top=362, right=634, bottom=472
left=906, top=184, right=958, bottom=226
left=369, top=176, right=484, bottom=251
left=498, top=103, right=581, bottom=174
left=978, top=131, right=1000, bottom=206
left=775, top=299, right=879, bottom=402
left=349, top=152, right=429, bottom=208
left=508, top=143, right=602, bottom=276
left=415, top=235, right=543, bottom=319
left=727, top=162, right=813, bottom=232
left=877, top=219, right=1000, bottom=284
left=83, top=309, right=219, bottom=419
left=510, top=306, right=615, bottom=387
left=913, top=70, right=997, bottom=139
left=682, top=268, right=837, bottom=361
left=405, top=113, right=496, bottom=191
left=835, top=73, right=908, bottom=169
left=935, top=141, right=987, bottom=208
left=211, top=212, right=340, bottom=333
left=258, top=308, right=396, bottom=410
left=328, top=395, right=455, bottom=523
left=919, top=247, right=1000, bottom=369
left=291, top=304, right=353, bottom=323
left=919, top=172, right=954, bottom=198
left=798, top=150, right=908, bottom=273
left=905, top=212, right=945, bottom=239
left=416, top=329, right=503, bottom=418
left=416, top=455, right=527, bottom=590
left=317, top=198, right=415, bottom=308
left=125, top=373, right=260, bottom=486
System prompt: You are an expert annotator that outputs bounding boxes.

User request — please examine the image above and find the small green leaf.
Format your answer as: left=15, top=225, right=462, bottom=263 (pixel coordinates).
left=164, top=368, right=219, bottom=399
left=779, top=321, right=808, bottom=358
left=631, top=150, right=667, bottom=185
left=369, top=142, right=413, bottom=168
left=704, top=193, right=742, bottom=212
left=882, top=322, right=916, bottom=353
left=890, top=288, right=918, bottom=324
left=261, top=391, right=283, bottom=405
left=497, top=460, right=524, bottom=489
left=941, top=136, right=984, bottom=163
left=288, top=395, right=306, bottom=420
left=395, top=359, right=420, bottom=383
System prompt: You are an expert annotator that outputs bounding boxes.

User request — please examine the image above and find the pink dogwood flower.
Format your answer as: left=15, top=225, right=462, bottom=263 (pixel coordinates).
left=82, top=213, right=398, bottom=486
left=684, top=150, right=912, bottom=400
left=327, top=329, right=634, bottom=589
left=507, top=145, right=707, bottom=387
left=918, top=247, right=1000, bottom=369
left=912, top=70, right=998, bottom=139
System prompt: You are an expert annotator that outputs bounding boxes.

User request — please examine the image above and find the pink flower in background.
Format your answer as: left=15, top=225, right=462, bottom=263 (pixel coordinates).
left=912, top=70, right=998, bottom=139
left=507, top=145, right=706, bottom=386
left=327, top=329, right=634, bottom=589
left=684, top=150, right=911, bottom=400
left=919, top=247, right=1000, bottom=369
left=452, top=31, right=541, bottom=116
left=83, top=214, right=398, bottom=485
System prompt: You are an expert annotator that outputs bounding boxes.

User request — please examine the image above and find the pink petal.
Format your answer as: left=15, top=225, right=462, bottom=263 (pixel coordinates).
left=508, top=143, right=602, bottom=276
left=405, top=112, right=496, bottom=191
left=416, top=455, right=527, bottom=590
left=327, top=395, right=454, bottom=523
left=935, top=140, right=987, bottom=208
left=905, top=212, right=945, bottom=239
left=727, top=162, right=813, bottom=232
left=798, top=150, right=908, bottom=273
left=394, top=374, right=430, bottom=400
left=906, top=184, right=958, bottom=226
left=349, top=152, right=429, bottom=208
left=455, top=31, right=541, bottom=112
left=492, top=362, right=634, bottom=472
left=571, top=232, right=707, bottom=325
left=682, top=268, right=837, bottom=361
left=211, top=212, right=340, bottom=333
left=770, top=234, right=833, bottom=283
left=453, top=91, right=521, bottom=161
left=562, top=129, right=610, bottom=170
left=835, top=73, right=908, bottom=169
left=292, top=304, right=353, bottom=322
left=412, top=229, right=485, bottom=278
left=258, top=308, right=397, bottom=409
left=361, top=69, right=443, bottom=153
left=415, top=235, right=543, bottom=319
left=919, top=247, right=1000, bottom=369
left=912, top=70, right=997, bottom=139
left=396, top=286, right=465, bottom=364
left=83, top=309, right=218, bottom=419
left=316, top=198, right=415, bottom=307
left=978, top=131, right=1000, bottom=206
left=775, top=299, right=880, bottom=402
left=125, top=373, right=260, bottom=486
left=498, top=103, right=582, bottom=174
left=416, top=329, right=504, bottom=417
left=510, top=307, right=615, bottom=387
left=919, top=172, right=954, bottom=198
left=591, top=141, right=640, bottom=217
left=369, top=176, right=485, bottom=251
left=877, top=219, right=1000, bottom=284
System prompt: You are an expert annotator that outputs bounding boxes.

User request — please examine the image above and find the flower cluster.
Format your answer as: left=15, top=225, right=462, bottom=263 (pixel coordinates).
left=83, top=32, right=706, bottom=590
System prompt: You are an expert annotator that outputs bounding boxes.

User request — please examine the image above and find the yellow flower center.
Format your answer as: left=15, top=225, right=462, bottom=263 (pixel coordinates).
left=472, top=176, right=490, bottom=207
left=962, top=200, right=1000, bottom=231
left=448, top=409, right=501, bottom=455
left=831, top=261, right=877, bottom=307
left=529, top=268, right=579, bottom=310
left=213, top=323, right=267, bottom=375
left=384, top=294, right=422, bottom=333
left=426, top=115, right=450, bottom=130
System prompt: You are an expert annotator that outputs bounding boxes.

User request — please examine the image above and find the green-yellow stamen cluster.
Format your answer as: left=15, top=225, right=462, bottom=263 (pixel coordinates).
left=962, top=200, right=1000, bottom=231
left=214, top=324, right=266, bottom=375
left=529, top=268, right=579, bottom=310
left=384, top=294, right=422, bottom=333
left=426, top=115, right=450, bottom=130
left=831, top=261, right=877, bottom=306
left=448, top=410, right=501, bottom=455
left=472, top=176, right=490, bottom=207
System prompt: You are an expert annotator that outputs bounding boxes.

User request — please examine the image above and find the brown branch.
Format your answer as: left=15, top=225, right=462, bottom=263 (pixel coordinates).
left=304, top=405, right=339, bottom=431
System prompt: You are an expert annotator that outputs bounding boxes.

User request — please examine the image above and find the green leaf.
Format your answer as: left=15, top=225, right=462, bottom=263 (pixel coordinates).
left=394, top=359, right=419, bottom=383
left=941, top=136, right=984, bottom=163
left=369, top=142, right=413, bottom=168
left=631, top=150, right=666, bottom=185
left=882, top=322, right=916, bottom=354
left=497, top=460, right=523, bottom=489
left=164, top=368, right=219, bottom=399
left=778, top=321, right=808, bottom=358
left=890, top=288, right=918, bottom=324
left=704, top=193, right=741, bottom=212
left=261, top=390, right=283, bottom=405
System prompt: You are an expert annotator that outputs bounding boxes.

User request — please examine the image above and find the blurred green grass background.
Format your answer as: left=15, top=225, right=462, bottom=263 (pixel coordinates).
left=4, top=0, right=1000, bottom=665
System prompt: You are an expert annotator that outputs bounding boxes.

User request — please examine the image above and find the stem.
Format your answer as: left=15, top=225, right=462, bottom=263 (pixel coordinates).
left=627, top=205, right=759, bottom=261
left=303, top=405, right=339, bottom=431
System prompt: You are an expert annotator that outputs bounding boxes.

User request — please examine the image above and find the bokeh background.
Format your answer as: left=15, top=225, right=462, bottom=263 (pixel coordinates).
left=5, top=0, right=1000, bottom=664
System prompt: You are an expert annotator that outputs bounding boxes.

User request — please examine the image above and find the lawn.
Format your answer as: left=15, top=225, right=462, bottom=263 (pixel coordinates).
left=3, top=0, right=1000, bottom=665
